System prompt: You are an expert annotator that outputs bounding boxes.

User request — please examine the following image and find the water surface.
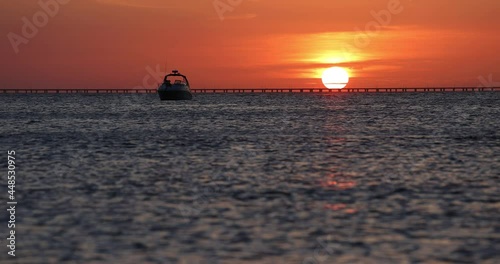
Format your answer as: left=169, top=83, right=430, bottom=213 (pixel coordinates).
left=0, top=92, right=499, bottom=263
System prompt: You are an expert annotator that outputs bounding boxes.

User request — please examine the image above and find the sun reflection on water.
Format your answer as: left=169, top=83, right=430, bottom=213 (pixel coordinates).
left=320, top=173, right=357, bottom=191
left=321, top=172, right=358, bottom=214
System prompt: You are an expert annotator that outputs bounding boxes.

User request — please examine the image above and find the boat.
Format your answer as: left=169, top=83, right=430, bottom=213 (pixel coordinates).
left=157, top=70, right=193, bottom=100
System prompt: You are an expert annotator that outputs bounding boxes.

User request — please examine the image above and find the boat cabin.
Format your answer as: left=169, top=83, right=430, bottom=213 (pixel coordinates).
left=164, top=70, right=190, bottom=87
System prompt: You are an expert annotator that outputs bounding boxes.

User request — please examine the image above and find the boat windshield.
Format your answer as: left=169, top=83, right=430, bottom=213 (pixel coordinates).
left=164, top=70, right=190, bottom=86
left=166, top=75, right=187, bottom=85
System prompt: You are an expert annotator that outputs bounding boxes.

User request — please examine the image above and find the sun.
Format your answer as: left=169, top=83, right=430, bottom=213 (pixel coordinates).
left=322, top=67, right=349, bottom=89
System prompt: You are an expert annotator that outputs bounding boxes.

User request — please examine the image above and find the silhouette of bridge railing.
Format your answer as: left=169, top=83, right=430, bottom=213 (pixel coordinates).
left=0, top=89, right=157, bottom=94
left=1, top=87, right=499, bottom=94
left=191, top=87, right=500, bottom=93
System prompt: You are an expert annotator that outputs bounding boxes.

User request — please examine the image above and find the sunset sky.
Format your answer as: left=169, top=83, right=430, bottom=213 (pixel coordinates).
left=1, top=0, right=499, bottom=89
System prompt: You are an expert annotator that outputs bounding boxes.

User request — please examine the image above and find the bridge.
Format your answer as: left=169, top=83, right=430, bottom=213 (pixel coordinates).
left=1, top=87, right=499, bottom=94
left=191, top=87, right=500, bottom=93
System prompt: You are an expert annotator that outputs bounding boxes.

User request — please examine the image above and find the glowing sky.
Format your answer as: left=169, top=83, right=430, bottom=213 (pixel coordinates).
left=1, top=0, right=499, bottom=88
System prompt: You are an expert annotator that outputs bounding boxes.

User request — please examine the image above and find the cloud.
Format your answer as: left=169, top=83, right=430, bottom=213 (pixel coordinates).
left=95, top=0, right=175, bottom=9
left=216, top=13, right=258, bottom=21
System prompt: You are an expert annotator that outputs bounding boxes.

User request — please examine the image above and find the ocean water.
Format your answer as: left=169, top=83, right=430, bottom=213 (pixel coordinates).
left=0, top=92, right=499, bottom=264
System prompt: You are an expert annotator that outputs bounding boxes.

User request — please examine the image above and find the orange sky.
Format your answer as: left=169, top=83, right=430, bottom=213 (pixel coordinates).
left=1, top=0, right=499, bottom=89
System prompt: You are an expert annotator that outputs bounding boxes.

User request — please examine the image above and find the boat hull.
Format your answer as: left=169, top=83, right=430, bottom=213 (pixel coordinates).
left=158, top=90, right=193, bottom=100
left=157, top=73, right=192, bottom=100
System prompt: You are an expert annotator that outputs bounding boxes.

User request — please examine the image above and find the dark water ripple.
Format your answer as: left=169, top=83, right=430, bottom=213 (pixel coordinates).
left=0, top=92, right=499, bottom=263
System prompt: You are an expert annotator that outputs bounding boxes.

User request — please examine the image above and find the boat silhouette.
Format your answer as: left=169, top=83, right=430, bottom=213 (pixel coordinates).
left=157, top=70, right=193, bottom=100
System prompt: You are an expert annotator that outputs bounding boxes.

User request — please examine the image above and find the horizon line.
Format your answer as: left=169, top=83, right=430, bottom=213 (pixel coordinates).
left=1, top=87, right=500, bottom=90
